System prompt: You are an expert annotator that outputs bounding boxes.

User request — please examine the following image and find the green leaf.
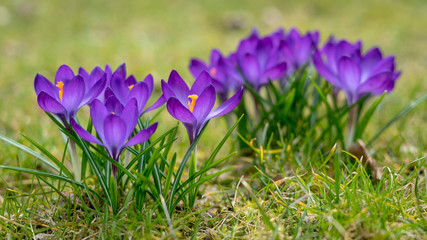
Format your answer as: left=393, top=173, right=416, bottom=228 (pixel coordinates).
left=167, top=122, right=209, bottom=212
left=355, top=91, right=387, bottom=139
left=172, top=167, right=234, bottom=210
left=163, top=153, right=177, bottom=196
left=0, top=134, right=63, bottom=175
left=0, top=165, right=83, bottom=188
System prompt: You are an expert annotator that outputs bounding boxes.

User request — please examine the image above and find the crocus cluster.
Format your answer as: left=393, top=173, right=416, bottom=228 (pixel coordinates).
left=189, top=28, right=319, bottom=96
left=35, top=64, right=161, bottom=164
left=35, top=63, right=244, bottom=162
left=189, top=27, right=399, bottom=106
left=35, top=27, right=401, bottom=165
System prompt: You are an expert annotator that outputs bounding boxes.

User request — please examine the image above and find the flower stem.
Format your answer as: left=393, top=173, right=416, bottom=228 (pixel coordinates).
left=346, top=106, right=358, bottom=149
left=69, top=139, right=81, bottom=182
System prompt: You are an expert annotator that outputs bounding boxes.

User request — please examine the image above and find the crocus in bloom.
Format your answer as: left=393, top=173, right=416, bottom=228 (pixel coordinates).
left=276, top=28, right=319, bottom=75
left=313, top=38, right=400, bottom=105
left=235, top=29, right=287, bottom=90
left=189, top=49, right=243, bottom=102
left=72, top=98, right=157, bottom=162
left=35, top=65, right=106, bottom=123
left=162, top=70, right=243, bottom=143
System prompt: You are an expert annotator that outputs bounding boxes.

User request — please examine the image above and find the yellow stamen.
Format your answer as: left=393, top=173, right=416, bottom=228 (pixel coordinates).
left=128, top=85, right=134, bottom=90
left=209, top=67, right=217, bottom=77
left=56, top=81, right=64, bottom=103
left=187, top=94, right=198, bottom=113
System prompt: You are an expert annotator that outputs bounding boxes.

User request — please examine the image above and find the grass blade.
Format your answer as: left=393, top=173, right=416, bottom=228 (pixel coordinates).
left=367, top=92, right=427, bottom=147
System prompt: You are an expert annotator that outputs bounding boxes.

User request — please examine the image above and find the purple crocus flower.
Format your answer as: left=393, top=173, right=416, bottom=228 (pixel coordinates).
left=313, top=38, right=401, bottom=105
left=189, top=49, right=243, bottom=102
left=35, top=65, right=107, bottom=123
left=235, top=29, right=287, bottom=90
left=162, top=70, right=243, bottom=143
left=276, top=28, right=319, bottom=75
left=72, top=98, right=158, bottom=162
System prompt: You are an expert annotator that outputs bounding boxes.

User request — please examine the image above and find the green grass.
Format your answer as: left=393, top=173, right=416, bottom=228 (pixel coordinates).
left=0, top=0, right=426, bottom=239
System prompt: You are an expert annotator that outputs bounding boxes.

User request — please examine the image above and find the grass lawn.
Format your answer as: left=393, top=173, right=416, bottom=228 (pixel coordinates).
left=0, top=0, right=426, bottom=239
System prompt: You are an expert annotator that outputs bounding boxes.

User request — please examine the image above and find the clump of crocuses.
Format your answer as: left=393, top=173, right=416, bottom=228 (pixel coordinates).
left=31, top=27, right=402, bottom=215
left=188, top=27, right=400, bottom=151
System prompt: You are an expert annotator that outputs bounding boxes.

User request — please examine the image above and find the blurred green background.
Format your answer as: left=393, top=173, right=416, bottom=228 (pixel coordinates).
left=0, top=0, right=426, bottom=164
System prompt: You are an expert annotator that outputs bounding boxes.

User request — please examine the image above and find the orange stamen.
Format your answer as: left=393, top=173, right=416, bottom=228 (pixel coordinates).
left=128, top=85, right=134, bottom=90
left=188, top=94, right=198, bottom=113
left=56, top=81, right=64, bottom=103
left=209, top=67, right=217, bottom=77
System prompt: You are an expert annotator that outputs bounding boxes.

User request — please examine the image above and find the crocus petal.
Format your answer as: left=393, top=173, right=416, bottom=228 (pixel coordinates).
left=210, top=49, right=221, bottom=65
left=168, top=70, right=190, bottom=101
left=81, top=73, right=107, bottom=106
left=336, top=40, right=360, bottom=59
left=110, top=75, right=129, bottom=104
left=105, top=65, right=113, bottom=83
left=125, top=75, right=137, bottom=87
left=338, top=56, right=361, bottom=91
left=34, top=74, right=58, bottom=98
left=293, top=36, right=312, bottom=66
left=361, top=47, right=382, bottom=74
left=192, top=85, right=216, bottom=122
left=121, top=98, right=138, bottom=138
left=90, top=99, right=109, bottom=142
left=78, top=67, right=90, bottom=80
left=129, top=82, right=150, bottom=114
left=313, top=51, right=340, bottom=87
left=189, top=59, right=208, bottom=78
left=190, top=71, right=213, bottom=95
left=88, top=67, right=105, bottom=87
left=166, top=97, right=196, bottom=124
left=256, top=37, right=273, bottom=69
left=114, top=63, right=127, bottom=80
left=37, top=92, right=66, bottom=114
left=370, top=56, right=395, bottom=76
left=240, top=53, right=261, bottom=84
left=104, top=88, right=115, bottom=101
left=261, top=62, right=287, bottom=83
left=143, top=74, right=154, bottom=93
left=105, top=96, right=124, bottom=116
left=161, top=80, right=176, bottom=100
left=55, top=65, right=74, bottom=85
left=62, top=75, right=85, bottom=114
left=125, top=122, right=158, bottom=147
left=357, top=72, right=393, bottom=95
left=392, top=71, right=401, bottom=81
left=103, top=114, right=127, bottom=160
left=142, top=95, right=166, bottom=114
left=207, top=87, right=243, bottom=119
left=71, top=119, right=102, bottom=145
